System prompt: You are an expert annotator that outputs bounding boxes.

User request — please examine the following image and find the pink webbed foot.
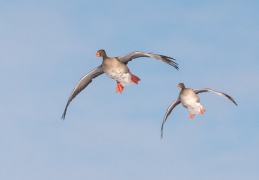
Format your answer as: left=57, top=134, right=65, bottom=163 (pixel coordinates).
left=188, top=113, right=195, bottom=119
left=116, top=81, right=124, bottom=93
left=130, top=72, right=140, bottom=84
left=200, top=108, right=206, bottom=114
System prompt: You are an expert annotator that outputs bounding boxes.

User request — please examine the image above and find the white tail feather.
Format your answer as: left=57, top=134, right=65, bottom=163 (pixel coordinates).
left=188, top=103, right=203, bottom=114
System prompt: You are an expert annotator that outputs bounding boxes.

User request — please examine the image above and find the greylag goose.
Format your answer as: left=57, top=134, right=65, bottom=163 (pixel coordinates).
left=62, top=49, right=178, bottom=119
left=161, top=83, right=237, bottom=138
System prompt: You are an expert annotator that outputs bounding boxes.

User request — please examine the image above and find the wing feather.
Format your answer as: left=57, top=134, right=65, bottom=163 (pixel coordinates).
left=161, top=98, right=181, bottom=138
left=117, top=51, right=178, bottom=70
left=193, top=88, right=237, bottom=106
left=61, top=65, right=104, bottom=119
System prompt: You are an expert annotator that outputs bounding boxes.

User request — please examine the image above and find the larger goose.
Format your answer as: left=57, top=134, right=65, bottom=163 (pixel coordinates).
left=161, top=83, right=237, bottom=138
left=62, top=49, right=178, bottom=119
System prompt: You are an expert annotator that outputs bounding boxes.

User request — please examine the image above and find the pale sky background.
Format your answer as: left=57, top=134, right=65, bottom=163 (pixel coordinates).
left=1, top=0, right=259, bottom=179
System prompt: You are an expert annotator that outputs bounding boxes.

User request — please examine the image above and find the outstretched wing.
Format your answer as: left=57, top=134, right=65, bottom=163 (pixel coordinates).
left=61, top=65, right=104, bottom=119
left=193, top=88, right=238, bottom=106
left=161, top=98, right=181, bottom=138
left=117, top=51, right=178, bottom=70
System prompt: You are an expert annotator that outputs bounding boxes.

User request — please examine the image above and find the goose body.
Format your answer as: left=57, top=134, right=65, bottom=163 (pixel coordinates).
left=99, top=51, right=140, bottom=88
left=179, top=87, right=204, bottom=116
left=160, top=83, right=237, bottom=138
left=61, top=49, right=178, bottom=119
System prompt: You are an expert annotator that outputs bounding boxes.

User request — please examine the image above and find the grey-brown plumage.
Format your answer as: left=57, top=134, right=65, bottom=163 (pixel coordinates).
left=160, top=83, right=237, bottom=138
left=61, top=49, right=178, bottom=119
left=98, top=50, right=131, bottom=81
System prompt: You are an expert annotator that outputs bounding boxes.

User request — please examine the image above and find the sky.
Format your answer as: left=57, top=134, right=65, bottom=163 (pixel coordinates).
left=0, top=0, right=259, bottom=179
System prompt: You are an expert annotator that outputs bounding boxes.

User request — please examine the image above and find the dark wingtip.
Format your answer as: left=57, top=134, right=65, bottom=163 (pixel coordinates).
left=161, top=55, right=179, bottom=70
left=232, top=98, right=238, bottom=106
left=160, top=127, right=164, bottom=139
left=61, top=107, right=68, bottom=120
left=160, top=120, right=166, bottom=139
left=175, top=65, right=179, bottom=70
left=171, top=62, right=179, bottom=70
left=225, top=93, right=238, bottom=106
left=233, top=99, right=238, bottom=106
left=61, top=114, right=65, bottom=120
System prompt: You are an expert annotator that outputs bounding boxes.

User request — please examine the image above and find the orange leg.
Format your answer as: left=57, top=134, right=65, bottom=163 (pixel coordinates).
left=130, top=72, right=140, bottom=84
left=116, top=81, right=124, bottom=93
left=188, top=113, right=195, bottom=119
left=200, top=108, right=206, bottom=114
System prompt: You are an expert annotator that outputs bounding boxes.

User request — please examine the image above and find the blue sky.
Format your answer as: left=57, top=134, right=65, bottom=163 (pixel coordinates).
left=1, top=0, right=259, bottom=179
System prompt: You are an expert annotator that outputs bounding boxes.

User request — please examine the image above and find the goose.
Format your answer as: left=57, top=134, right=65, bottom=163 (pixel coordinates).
left=161, top=83, right=237, bottom=138
left=62, top=49, right=178, bottom=119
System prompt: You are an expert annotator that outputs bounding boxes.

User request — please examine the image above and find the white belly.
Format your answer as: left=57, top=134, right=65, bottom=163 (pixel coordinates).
left=181, top=95, right=203, bottom=114
left=115, top=72, right=132, bottom=86
left=186, top=102, right=203, bottom=114
left=105, top=68, right=133, bottom=86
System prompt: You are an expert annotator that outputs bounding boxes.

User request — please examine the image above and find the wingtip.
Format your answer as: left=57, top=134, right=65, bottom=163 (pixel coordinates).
left=160, top=125, right=164, bottom=139
left=169, top=62, right=179, bottom=70
left=229, top=96, right=238, bottom=106
left=61, top=112, right=66, bottom=120
left=232, top=98, right=238, bottom=106
left=61, top=104, right=69, bottom=120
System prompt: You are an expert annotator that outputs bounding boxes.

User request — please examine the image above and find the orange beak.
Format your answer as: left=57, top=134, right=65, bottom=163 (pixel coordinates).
left=95, top=52, right=100, bottom=57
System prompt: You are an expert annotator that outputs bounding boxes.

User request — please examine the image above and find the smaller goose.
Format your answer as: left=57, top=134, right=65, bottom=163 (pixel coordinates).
left=61, top=49, right=178, bottom=119
left=161, top=83, right=237, bottom=138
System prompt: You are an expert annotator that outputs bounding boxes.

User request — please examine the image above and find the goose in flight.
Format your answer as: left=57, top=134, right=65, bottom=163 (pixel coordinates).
left=62, top=49, right=178, bottom=119
left=161, top=83, right=237, bottom=138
